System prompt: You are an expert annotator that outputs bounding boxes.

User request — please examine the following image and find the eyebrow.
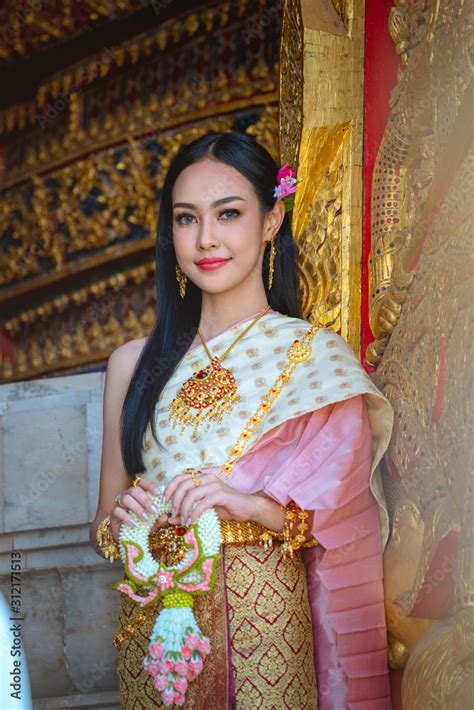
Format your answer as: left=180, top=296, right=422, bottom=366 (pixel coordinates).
left=173, top=196, right=247, bottom=209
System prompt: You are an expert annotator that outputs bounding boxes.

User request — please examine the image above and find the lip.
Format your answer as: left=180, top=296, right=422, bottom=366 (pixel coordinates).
left=195, top=257, right=231, bottom=271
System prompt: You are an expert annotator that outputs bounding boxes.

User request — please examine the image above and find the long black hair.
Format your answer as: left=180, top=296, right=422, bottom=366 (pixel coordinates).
left=121, top=130, right=303, bottom=476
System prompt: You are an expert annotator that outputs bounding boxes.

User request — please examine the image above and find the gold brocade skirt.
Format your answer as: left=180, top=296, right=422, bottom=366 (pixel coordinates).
left=116, top=543, right=318, bottom=709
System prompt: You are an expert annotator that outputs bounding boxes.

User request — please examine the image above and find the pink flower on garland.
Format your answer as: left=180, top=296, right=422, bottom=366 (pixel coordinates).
left=176, top=660, right=189, bottom=678
left=154, top=675, right=169, bottom=692
left=197, top=637, right=211, bottom=656
left=181, top=645, right=192, bottom=661
left=155, top=570, right=174, bottom=592
left=149, top=641, right=164, bottom=659
left=162, top=689, right=176, bottom=706
left=185, top=633, right=199, bottom=650
left=174, top=677, right=188, bottom=693
left=188, top=657, right=203, bottom=680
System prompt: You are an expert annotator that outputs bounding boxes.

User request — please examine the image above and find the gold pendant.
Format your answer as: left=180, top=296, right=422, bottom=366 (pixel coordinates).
left=169, top=357, right=240, bottom=433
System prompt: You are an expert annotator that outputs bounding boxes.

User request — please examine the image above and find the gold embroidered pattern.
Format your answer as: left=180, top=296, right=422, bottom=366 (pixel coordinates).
left=225, top=544, right=318, bottom=708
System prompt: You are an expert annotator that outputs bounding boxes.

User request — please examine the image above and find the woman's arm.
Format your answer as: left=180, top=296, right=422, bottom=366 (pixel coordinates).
left=250, top=491, right=314, bottom=537
left=164, top=475, right=314, bottom=540
left=89, top=340, right=163, bottom=556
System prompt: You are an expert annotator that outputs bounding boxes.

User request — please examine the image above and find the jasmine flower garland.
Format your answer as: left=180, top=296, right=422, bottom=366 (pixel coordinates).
left=113, top=492, right=221, bottom=707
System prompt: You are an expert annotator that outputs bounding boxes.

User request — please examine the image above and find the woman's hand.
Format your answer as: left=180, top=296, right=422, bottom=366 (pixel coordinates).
left=164, top=471, right=258, bottom=527
left=109, top=478, right=168, bottom=542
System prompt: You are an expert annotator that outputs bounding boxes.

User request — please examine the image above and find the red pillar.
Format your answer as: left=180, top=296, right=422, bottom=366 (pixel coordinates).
left=362, top=0, right=400, bottom=370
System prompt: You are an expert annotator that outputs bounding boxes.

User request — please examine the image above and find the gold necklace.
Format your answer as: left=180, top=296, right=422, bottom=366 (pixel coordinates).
left=168, top=305, right=271, bottom=433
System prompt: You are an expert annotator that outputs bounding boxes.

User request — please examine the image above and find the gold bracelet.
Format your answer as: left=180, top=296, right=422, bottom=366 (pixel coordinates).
left=96, top=515, right=120, bottom=563
left=281, top=501, right=316, bottom=560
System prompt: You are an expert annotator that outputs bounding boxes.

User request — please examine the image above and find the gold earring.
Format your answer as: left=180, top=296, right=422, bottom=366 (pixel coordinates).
left=268, top=235, right=276, bottom=289
left=175, top=265, right=187, bottom=299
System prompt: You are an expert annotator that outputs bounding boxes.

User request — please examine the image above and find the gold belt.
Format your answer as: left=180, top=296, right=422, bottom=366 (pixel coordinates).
left=220, top=519, right=277, bottom=545
left=220, top=519, right=319, bottom=548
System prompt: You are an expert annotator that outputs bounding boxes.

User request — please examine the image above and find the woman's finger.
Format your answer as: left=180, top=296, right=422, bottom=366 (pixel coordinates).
left=127, top=486, right=160, bottom=514
left=111, top=504, right=137, bottom=527
left=164, top=472, right=196, bottom=502
left=179, top=482, right=216, bottom=523
left=120, top=492, right=152, bottom=521
left=186, top=494, right=220, bottom=526
left=134, top=477, right=161, bottom=496
left=168, top=477, right=198, bottom=517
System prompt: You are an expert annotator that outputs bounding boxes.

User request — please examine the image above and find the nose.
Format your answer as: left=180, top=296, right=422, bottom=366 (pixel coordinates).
left=196, top=216, right=219, bottom=251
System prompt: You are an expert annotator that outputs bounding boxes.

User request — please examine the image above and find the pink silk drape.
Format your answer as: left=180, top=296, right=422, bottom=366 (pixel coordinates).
left=206, top=394, right=391, bottom=709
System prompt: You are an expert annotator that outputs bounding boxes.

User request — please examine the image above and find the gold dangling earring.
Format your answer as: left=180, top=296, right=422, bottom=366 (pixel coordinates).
left=268, top=235, right=276, bottom=289
left=175, top=265, right=187, bottom=299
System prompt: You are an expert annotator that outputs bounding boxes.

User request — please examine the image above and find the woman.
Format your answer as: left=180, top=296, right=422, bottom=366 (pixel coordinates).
left=90, top=130, right=393, bottom=709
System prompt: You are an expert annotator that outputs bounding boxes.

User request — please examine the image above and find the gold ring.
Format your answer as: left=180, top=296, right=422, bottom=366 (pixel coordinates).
left=186, top=470, right=202, bottom=487
left=132, top=476, right=142, bottom=487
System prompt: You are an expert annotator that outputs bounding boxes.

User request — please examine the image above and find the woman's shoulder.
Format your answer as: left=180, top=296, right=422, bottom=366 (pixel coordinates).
left=106, top=337, right=149, bottom=382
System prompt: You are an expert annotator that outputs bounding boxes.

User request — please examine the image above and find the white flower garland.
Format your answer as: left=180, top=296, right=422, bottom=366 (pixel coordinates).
left=113, top=492, right=222, bottom=706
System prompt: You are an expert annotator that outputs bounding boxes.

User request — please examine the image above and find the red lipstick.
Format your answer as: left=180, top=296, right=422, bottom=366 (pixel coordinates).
left=195, top=257, right=231, bottom=271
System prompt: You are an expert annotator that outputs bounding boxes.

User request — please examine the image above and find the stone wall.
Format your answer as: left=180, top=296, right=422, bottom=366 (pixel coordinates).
left=0, top=372, right=121, bottom=709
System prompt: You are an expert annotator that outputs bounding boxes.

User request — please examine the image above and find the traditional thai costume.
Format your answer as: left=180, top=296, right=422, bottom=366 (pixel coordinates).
left=115, top=309, right=393, bottom=709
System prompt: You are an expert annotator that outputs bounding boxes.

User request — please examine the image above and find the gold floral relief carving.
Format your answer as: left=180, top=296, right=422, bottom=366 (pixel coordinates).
left=281, top=0, right=364, bottom=354
left=1, top=0, right=279, bottom=188
left=247, top=105, right=280, bottom=163
left=375, top=130, right=473, bottom=707
left=367, top=0, right=472, bottom=366
left=294, top=129, right=347, bottom=333
left=371, top=9, right=473, bottom=702
left=0, top=1, right=151, bottom=62
left=0, top=111, right=279, bottom=383
left=279, top=0, right=303, bottom=171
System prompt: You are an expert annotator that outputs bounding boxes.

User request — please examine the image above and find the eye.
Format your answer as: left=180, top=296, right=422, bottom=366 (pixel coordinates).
left=219, top=209, right=240, bottom=220
left=175, top=212, right=196, bottom=225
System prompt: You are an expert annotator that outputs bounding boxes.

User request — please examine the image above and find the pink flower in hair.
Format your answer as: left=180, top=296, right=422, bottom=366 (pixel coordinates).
left=274, top=163, right=302, bottom=212
left=276, top=164, right=296, bottom=182
left=174, top=692, right=186, bottom=706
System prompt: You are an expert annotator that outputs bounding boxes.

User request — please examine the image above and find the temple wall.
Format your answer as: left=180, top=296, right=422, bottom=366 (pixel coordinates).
left=0, top=372, right=121, bottom=708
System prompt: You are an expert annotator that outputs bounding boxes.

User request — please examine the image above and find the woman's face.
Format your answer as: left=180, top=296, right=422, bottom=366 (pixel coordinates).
left=171, top=158, right=284, bottom=296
